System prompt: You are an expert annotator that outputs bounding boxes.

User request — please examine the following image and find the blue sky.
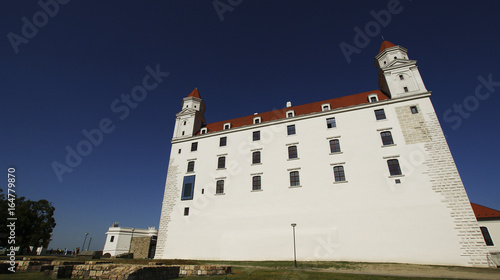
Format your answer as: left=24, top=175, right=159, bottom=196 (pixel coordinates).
left=1, top=1, right=499, bottom=251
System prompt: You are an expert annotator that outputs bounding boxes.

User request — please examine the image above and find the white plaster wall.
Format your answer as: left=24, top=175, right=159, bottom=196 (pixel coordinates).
left=103, top=227, right=157, bottom=256
left=158, top=95, right=483, bottom=266
left=477, top=220, right=500, bottom=253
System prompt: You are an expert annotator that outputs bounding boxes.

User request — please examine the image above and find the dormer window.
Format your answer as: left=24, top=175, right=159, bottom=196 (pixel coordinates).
left=223, top=123, right=231, bottom=130
left=368, top=94, right=378, bottom=103
left=253, top=117, right=261, bottom=124
left=200, top=128, right=207, bottom=134
left=286, top=110, right=295, bottom=118
left=321, top=104, right=330, bottom=111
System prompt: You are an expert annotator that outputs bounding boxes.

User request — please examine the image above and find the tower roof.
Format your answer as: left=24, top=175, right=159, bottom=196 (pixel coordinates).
left=379, top=40, right=397, bottom=53
left=187, top=88, right=201, bottom=99
left=471, top=203, right=500, bottom=220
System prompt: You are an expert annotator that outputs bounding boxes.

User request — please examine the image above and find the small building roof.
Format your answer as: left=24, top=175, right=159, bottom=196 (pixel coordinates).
left=187, top=88, right=201, bottom=98
left=379, top=40, right=397, bottom=53
left=199, top=90, right=388, bottom=134
left=471, top=203, right=500, bottom=220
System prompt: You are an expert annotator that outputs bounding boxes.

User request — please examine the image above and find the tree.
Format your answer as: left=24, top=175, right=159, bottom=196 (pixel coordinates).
left=0, top=189, right=56, bottom=253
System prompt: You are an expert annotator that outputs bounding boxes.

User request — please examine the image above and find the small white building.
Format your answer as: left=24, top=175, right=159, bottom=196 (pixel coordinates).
left=471, top=203, right=500, bottom=266
left=155, top=41, right=492, bottom=267
left=103, top=225, right=157, bottom=257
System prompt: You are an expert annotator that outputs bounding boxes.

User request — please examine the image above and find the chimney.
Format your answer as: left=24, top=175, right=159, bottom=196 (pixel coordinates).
left=286, top=101, right=292, bottom=108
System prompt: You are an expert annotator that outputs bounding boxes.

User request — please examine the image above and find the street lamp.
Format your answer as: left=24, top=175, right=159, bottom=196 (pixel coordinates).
left=82, top=233, right=89, bottom=252
left=291, top=223, right=297, bottom=268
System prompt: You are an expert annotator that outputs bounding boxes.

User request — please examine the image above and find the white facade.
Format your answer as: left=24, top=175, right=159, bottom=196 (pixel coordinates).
left=103, top=226, right=157, bottom=257
left=156, top=42, right=491, bottom=267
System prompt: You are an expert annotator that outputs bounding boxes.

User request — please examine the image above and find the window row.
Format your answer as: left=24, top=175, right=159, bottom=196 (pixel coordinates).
left=187, top=133, right=398, bottom=173
left=181, top=159, right=403, bottom=200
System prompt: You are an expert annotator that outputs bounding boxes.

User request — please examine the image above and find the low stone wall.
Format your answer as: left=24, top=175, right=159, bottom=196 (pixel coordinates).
left=70, top=264, right=179, bottom=280
left=178, top=265, right=231, bottom=276
left=17, top=260, right=52, bottom=271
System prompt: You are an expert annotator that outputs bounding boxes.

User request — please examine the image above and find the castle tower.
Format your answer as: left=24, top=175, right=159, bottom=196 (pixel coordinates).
left=172, top=88, right=206, bottom=139
left=375, top=41, right=428, bottom=98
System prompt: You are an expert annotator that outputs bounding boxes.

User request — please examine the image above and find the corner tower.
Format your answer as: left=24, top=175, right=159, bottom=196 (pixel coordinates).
left=375, top=41, right=427, bottom=98
left=173, top=88, right=206, bottom=139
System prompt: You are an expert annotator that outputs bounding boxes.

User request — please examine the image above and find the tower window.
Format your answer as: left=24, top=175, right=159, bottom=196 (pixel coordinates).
left=394, top=56, right=397, bottom=59
left=216, top=180, right=224, bottom=194
left=217, top=156, right=226, bottom=169
left=191, top=142, right=198, bottom=151
left=252, top=151, right=261, bottom=164
left=253, top=131, right=260, bottom=141
left=326, top=118, right=336, bottom=129
left=220, top=137, right=227, bottom=147
left=184, top=207, right=189, bottom=216
left=480, top=226, right=494, bottom=246
left=410, top=106, right=419, bottom=114
left=333, top=166, right=346, bottom=182
left=289, top=171, right=300, bottom=186
left=187, top=161, right=195, bottom=172
left=387, top=159, right=402, bottom=176
left=288, top=146, right=298, bottom=159
left=110, top=236, right=115, bottom=242
left=183, top=121, right=186, bottom=125
left=252, top=176, right=261, bottom=191
left=374, top=109, right=386, bottom=120
left=380, top=131, right=394, bottom=146
left=181, top=175, right=195, bottom=200
left=287, top=125, right=296, bottom=135
left=329, top=139, right=341, bottom=153
left=404, top=87, right=409, bottom=92
left=399, top=75, right=404, bottom=80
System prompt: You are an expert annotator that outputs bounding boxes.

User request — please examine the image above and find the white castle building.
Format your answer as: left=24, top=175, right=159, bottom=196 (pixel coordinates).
left=155, top=41, right=492, bottom=267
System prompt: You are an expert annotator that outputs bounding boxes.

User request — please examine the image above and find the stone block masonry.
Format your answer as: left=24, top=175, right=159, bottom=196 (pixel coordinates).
left=155, top=159, right=180, bottom=258
left=421, top=110, right=490, bottom=267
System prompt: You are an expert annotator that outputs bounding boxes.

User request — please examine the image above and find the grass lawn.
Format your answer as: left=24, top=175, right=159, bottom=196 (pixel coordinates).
left=0, top=272, right=52, bottom=280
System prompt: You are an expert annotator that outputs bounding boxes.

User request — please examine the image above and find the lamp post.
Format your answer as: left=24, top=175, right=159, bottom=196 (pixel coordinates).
left=82, top=233, right=89, bottom=252
left=87, top=237, right=92, bottom=251
left=291, top=223, right=297, bottom=268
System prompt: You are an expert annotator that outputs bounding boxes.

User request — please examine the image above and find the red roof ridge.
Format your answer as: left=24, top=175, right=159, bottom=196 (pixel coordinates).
left=199, top=90, right=388, bottom=134
left=187, top=88, right=201, bottom=99
left=379, top=40, right=397, bottom=53
left=471, top=202, right=500, bottom=219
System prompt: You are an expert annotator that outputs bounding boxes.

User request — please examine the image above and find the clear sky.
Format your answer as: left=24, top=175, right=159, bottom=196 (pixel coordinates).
left=2, top=1, right=499, bottom=251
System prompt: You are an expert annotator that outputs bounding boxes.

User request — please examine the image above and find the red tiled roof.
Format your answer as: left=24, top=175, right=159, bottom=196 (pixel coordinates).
left=187, top=88, right=201, bottom=98
left=471, top=203, right=500, bottom=220
left=200, top=90, right=388, bottom=134
left=379, top=40, right=397, bottom=53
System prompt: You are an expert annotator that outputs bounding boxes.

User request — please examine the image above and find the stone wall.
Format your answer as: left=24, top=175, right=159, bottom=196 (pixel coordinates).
left=155, top=159, right=179, bottom=258
left=178, top=265, right=231, bottom=276
left=70, top=264, right=179, bottom=280
left=130, top=236, right=153, bottom=259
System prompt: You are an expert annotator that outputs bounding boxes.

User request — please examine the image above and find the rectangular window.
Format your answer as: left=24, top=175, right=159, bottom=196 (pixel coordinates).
left=326, top=118, right=336, bottom=128
left=252, top=151, right=261, bottom=164
left=181, top=175, right=196, bottom=200
left=333, top=166, right=346, bottom=182
left=399, top=74, right=404, bottom=80
left=187, top=161, right=195, bottom=172
left=191, top=142, right=198, bottom=151
left=404, top=87, right=409, bottom=92
left=287, top=125, right=296, bottom=135
left=184, top=207, right=189, bottom=216
left=252, top=176, right=261, bottom=190
left=289, top=171, right=300, bottom=186
left=329, top=139, right=341, bottom=153
left=381, top=131, right=394, bottom=146
left=410, top=106, right=419, bottom=114
left=216, top=180, right=224, bottom=194
left=288, top=146, right=298, bottom=159
left=217, top=156, right=226, bottom=169
left=374, top=109, right=386, bottom=120
left=220, top=137, right=227, bottom=147
left=480, top=226, right=494, bottom=246
left=110, top=236, right=115, bottom=242
left=178, top=149, right=181, bottom=154
left=253, top=131, right=260, bottom=141
left=387, top=159, right=402, bottom=176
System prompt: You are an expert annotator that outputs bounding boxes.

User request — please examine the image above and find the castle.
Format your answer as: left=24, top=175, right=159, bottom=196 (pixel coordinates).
left=155, top=41, right=491, bottom=267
